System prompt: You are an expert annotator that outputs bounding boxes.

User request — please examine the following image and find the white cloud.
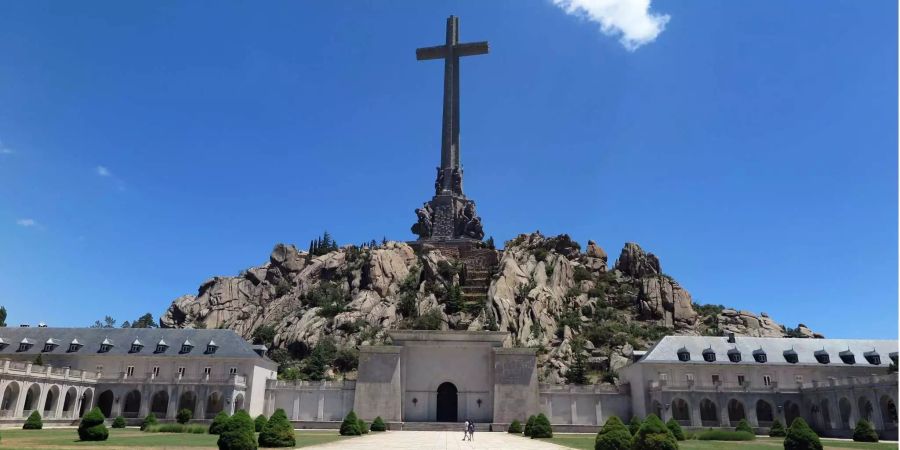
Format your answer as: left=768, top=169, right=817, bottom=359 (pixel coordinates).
left=552, top=0, right=670, bottom=51
left=16, top=218, right=37, bottom=227
left=96, top=166, right=111, bottom=177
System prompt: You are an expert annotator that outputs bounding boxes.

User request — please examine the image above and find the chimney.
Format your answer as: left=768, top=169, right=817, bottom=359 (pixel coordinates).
left=727, top=332, right=736, bottom=344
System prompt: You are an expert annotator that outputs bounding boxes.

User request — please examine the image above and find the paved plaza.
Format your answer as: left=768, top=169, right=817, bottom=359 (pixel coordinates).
left=303, top=430, right=568, bottom=450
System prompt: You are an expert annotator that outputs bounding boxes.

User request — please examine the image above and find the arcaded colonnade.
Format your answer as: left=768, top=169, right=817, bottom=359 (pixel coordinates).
left=92, top=381, right=246, bottom=421
left=0, top=360, right=97, bottom=422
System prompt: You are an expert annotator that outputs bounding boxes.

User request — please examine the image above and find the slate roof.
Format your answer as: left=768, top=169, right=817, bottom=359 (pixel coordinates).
left=639, top=335, right=898, bottom=367
left=0, top=328, right=265, bottom=360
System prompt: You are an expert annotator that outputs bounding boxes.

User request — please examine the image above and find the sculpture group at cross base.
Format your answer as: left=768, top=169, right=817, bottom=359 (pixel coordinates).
left=411, top=198, right=484, bottom=241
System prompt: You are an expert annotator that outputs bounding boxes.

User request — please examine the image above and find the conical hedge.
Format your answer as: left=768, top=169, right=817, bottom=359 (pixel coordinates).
left=111, top=416, right=126, bottom=429
left=784, top=417, right=822, bottom=450
left=530, top=413, right=552, bottom=438
left=23, top=411, right=42, bottom=430
left=524, top=415, right=536, bottom=437
left=370, top=416, right=386, bottom=432
left=769, top=418, right=786, bottom=437
left=595, top=416, right=631, bottom=450
left=209, top=411, right=229, bottom=435
left=665, top=417, right=684, bottom=441
left=217, top=409, right=257, bottom=450
left=254, top=414, right=267, bottom=432
left=735, top=418, right=753, bottom=434
left=853, top=419, right=879, bottom=442
left=141, top=413, right=157, bottom=431
left=631, top=414, right=677, bottom=450
left=340, top=410, right=361, bottom=436
left=258, top=409, right=295, bottom=448
left=77, top=407, right=108, bottom=441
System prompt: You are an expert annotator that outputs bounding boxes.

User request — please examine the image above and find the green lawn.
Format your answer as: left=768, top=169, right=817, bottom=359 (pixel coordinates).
left=545, top=433, right=898, bottom=450
left=0, top=427, right=349, bottom=449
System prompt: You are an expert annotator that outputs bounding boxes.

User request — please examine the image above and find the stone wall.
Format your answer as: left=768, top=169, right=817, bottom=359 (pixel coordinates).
left=266, top=379, right=355, bottom=423
left=538, top=384, right=631, bottom=429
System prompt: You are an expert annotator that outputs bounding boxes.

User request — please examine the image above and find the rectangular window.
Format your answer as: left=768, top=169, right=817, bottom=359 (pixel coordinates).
left=177, top=367, right=186, bottom=377
left=658, top=372, right=668, bottom=382
left=685, top=373, right=694, bottom=383
left=737, top=375, right=745, bottom=386
left=204, top=367, right=212, bottom=377
left=763, top=375, right=772, bottom=386
left=125, top=366, right=135, bottom=377
left=152, top=366, right=160, bottom=377
left=229, top=367, right=238, bottom=375
left=711, top=374, right=720, bottom=384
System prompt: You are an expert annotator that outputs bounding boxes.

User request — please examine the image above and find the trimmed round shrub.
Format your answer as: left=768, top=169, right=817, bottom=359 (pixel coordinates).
left=141, top=413, right=158, bottom=431
left=665, top=418, right=685, bottom=441
left=507, top=419, right=522, bottom=434
left=524, top=415, right=536, bottom=437
left=769, top=418, right=786, bottom=437
left=628, top=416, right=642, bottom=436
left=217, top=409, right=257, bottom=450
left=783, top=417, right=822, bottom=450
left=23, top=410, right=43, bottom=430
left=111, top=416, right=126, bottom=429
left=209, top=411, right=230, bottom=435
left=254, top=414, right=267, bottom=433
left=594, top=416, right=631, bottom=450
left=340, top=410, right=361, bottom=436
left=853, top=419, right=879, bottom=443
left=370, top=416, right=386, bottom=432
left=177, top=408, right=193, bottom=424
left=529, top=413, right=552, bottom=439
left=735, top=418, right=753, bottom=434
left=258, top=409, right=295, bottom=448
left=696, top=429, right=755, bottom=441
left=78, top=407, right=109, bottom=441
left=631, top=414, right=677, bottom=450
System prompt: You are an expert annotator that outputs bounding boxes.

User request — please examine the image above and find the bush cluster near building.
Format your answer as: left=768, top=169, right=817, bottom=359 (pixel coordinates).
left=665, top=418, right=684, bottom=441
left=370, top=416, right=386, bottom=432
left=631, top=414, right=677, bottom=450
left=217, top=410, right=257, bottom=450
left=77, top=407, right=109, bottom=441
left=258, top=409, right=295, bottom=448
left=853, top=419, right=879, bottom=442
left=176, top=408, right=193, bottom=424
left=594, top=416, right=631, bottom=450
left=507, top=419, right=522, bottom=434
left=783, top=417, right=822, bottom=450
left=735, top=418, right=753, bottom=434
left=340, top=410, right=362, bottom=436
left=524, top=415, right=536, bottom=437
left=254, top=414, right=268, bottom=432
left=628, top=416, right=641, bottom=436
left=23, top=411, right=42, bottom=430
left=529, top=413, right=553, bottom=438
left=112, top=416, right=127, bottom=429
left=209, top=411, right=230, bottom=435
left=141, top=413, right=157, bottom=431
left=769, top=418, right=786, bottom=437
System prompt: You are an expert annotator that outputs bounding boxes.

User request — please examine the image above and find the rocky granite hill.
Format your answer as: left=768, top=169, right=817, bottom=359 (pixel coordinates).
left=161, top=232, right=821, bottom=384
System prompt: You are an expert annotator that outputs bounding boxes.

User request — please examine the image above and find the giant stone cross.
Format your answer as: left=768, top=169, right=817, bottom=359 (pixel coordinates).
left=411, top=16, right=487, bottom=242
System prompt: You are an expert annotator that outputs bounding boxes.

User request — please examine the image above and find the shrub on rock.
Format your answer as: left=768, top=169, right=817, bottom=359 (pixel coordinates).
left=370, top=416, right=386, bottom=432
left=853, top=419, right=879, bottom=442
left=254, top=414, right=267, bottom=433
left=258, top=409, right=295, bottom=448
left=177, top=408, right=192, bottom=424
left=111, top=416, right=126, bottom=429
left=665, top=418, right=685, bottom=441
left=631, top=414, right=677, bottom=450
left=594, top=416, right=631, bottom=450
left=628, top=416, right=642, bottom=436
left=735, top=418, right=753, bottom=434
left=23, top=411, right=42, bottom=430
left=209, top=411, right=229, bottom=435
left=141, top=413, right=158, bottom=431
left=339, top=410, right=361, bottom=436
left=769, top=419, right=786, bottom=437
left=529, top=413, right=552, bottom=439
left=524, top=415, right=536, bottom=437
left=507, top=419, right=522, bottom=434
left=783, top=417, right=822, bottom=450
left=217, top=409, right=257, bottom=450
left=78, top=407, right=109, bottom=441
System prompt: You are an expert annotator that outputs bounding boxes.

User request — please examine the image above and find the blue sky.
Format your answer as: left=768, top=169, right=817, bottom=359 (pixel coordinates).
left=0, top=1, right=896, bottom=338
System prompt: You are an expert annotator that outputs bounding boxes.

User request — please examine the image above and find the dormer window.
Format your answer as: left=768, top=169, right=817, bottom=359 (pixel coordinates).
left=783, top=348, right=799, bottom=364
left=155, top=339, right=168, bottom=354
left=99, top=337, right=114, bottom=353
left=864, top=351, right=881, bottom=365
left=129, top=338, right=143, bottom=353
left=702, top=348, right=716, bottom=362
left=814, top=349, right=830, bottom=364
left=205, top=340, right=218, bottom=355
left=676, top=347, right=690, bottom=361
left=0, top=338, right=8, bottom=351
left=752, top=348, right=767, bottom=363
left=727, top=348, right=741, bottom=363
left=18, top=338, right=33, bottom=352
left=839, top=350, right=855, bottom=365
left=43, top=338, right=58, bottom=352
left=180, top=339, right=194, bottom=354
left=67, top=339, right=82, bottom=353
left=889, top=352, right=898, bottom=365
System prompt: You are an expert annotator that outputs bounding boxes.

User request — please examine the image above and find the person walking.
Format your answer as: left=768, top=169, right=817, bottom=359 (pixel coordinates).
left=463, top=419, right=470, bottom=441
left=468, top=420, right=475, bottom=442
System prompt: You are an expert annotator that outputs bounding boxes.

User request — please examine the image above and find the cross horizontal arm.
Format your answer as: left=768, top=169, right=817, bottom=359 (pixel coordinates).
left=416, top=45, right=447, bottom=61
left=454, top=41, right=489, bottom=57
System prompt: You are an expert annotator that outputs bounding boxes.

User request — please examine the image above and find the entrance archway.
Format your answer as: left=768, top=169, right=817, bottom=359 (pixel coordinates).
left=727, top=399, right=746, bottom=425
left=784, top=401, right=801, bottom=427
left=123, top=390, right=141, bottom=417
left=436, top=382, right=458, bottom=422
left=150, top=391, right=168, bottom=416
left=700, top=399, right=718, bottom=426
left=756, top=400, right=774, bottom=426
left=672, top=398, right=690, bottom=425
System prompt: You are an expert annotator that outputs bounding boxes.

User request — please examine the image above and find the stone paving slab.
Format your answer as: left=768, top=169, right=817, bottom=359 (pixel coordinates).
left=302, top=430, right=568, bottom=450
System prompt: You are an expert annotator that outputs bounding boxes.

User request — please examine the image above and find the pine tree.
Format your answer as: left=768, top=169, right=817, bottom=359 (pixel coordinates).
left=340, top=411, right=361, bottom=436
left=565, top=339, right=588, bottom=384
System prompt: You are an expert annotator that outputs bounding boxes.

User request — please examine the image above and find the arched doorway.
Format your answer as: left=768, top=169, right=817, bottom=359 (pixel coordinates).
left=672, top=398, right=690, bottom=425
left=880, top=395, right=897, bottom=429
left=23, top=384, right=41, bottom=415
left=784, top=401, right=800, bottom=427
left=43, top=385, right=60, bottom=418
left=97, top=390, right=114, bottom=418
left=1, top=382, right=20, bottom=416
left=206, top=392, right=224, bottom=419
left=756, top=400, right=774, bottom=426
left=727, top=399, right=746, bottom=426
left=79, top=389, right=93, bottom=417
left=858, top=397, right=874, bottom=422
left=62, top=387, right=77, bottom=418
left=178, top=391, right=196, bottom=417
left=839, top=397, right=852, bottom=428
left=233, top=393, right=244, bottom=413
left=123, top=390, right=141, bottom=417
left=436, top=382, right=457, bottom=422
left=700, top=399, right=718, bottom=426
left=150, top=391, right=168, bottom=416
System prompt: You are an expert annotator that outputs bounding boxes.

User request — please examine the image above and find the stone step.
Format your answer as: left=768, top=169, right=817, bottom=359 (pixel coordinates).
left=399, top=422, right=492, bottom=432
